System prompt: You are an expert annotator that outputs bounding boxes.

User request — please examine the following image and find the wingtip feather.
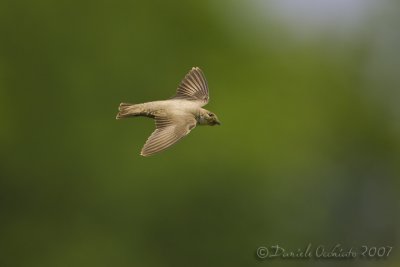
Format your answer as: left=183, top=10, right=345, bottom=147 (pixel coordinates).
left=140, top=151, right=151, bottom=157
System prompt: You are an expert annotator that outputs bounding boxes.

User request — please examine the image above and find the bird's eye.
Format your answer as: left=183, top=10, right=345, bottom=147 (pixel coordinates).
left=208, top=113, right=214, bottom=117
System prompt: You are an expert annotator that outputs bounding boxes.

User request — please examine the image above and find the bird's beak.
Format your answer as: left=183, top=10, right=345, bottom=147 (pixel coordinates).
left=215, top=120, right=221, bottom=125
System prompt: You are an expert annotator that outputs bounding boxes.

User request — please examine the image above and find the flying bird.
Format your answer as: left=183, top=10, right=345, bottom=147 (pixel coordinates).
left=116, top=67, right=220, bottom=156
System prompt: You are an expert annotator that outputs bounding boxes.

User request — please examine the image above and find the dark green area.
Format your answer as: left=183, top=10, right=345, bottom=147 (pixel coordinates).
left=1, top=1, right=399, bottom=266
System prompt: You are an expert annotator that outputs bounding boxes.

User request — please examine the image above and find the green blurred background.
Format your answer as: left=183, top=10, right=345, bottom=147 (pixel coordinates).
left=1, top=0, right=399, bottom=266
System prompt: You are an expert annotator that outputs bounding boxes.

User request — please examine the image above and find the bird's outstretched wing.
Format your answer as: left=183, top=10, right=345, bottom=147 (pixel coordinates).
left=141, top=114, right=197, bottom=156
left=173, top=67, right=209, bottom=106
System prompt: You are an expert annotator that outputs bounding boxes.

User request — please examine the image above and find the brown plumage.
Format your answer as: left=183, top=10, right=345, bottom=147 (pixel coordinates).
left=116, top=67, right=220, bottom=157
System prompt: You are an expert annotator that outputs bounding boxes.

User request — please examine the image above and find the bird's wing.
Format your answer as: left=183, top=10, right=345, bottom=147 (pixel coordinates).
left=140, top=113, right=197, bottom=156
left=173, top=67, right=209, bottom=106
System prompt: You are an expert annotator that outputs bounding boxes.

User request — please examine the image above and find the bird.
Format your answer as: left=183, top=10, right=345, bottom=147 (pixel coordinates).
left=116, top=67, right=221, bottom=157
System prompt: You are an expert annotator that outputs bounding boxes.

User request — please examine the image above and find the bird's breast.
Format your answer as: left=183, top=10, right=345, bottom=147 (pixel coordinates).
left=165, top=99, right=201, bottom=113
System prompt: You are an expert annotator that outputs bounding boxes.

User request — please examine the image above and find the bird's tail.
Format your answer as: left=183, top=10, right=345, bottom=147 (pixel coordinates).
left=116, top=103, right=144, bottom=119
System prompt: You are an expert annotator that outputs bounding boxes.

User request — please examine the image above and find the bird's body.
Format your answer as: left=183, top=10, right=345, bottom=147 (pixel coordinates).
left=119, top=99, right=214, bottom=123
left=116, top=67, right=220, bottom=156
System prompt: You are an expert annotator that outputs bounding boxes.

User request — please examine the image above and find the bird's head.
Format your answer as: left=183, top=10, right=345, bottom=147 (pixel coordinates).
left=199, top=110, right=221, bottom=126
